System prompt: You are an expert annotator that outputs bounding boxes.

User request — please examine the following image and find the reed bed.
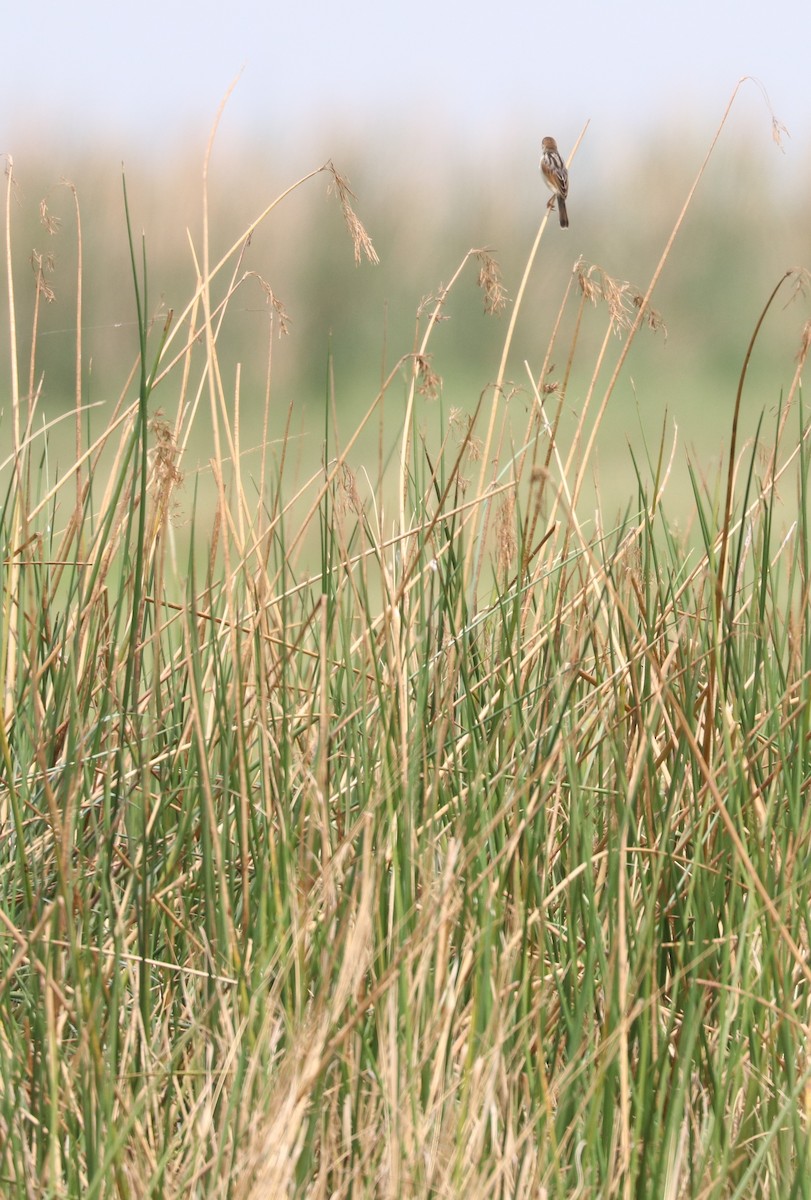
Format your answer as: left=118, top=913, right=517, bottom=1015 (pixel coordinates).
left=1, top=87, right=810, bottom=1197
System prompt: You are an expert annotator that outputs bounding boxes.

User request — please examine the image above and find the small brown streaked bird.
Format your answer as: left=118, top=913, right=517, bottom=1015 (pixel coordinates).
left=540, top=136, right=569, bottom=228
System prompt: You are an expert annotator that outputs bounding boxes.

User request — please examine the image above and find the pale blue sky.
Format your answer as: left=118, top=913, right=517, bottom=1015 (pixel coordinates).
left=3, top=0, right=808, bottom=172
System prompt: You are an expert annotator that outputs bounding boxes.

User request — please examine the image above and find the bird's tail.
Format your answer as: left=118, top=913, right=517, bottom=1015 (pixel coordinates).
left=557, top=196, right=569, bottom=228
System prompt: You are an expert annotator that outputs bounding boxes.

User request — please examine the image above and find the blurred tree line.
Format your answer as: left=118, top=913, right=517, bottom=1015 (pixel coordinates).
left=1, top=122, right=807, bottom=521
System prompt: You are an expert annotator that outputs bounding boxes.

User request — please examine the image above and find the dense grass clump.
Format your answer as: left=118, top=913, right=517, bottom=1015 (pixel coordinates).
left=1, top=98, right=810, bottom=1198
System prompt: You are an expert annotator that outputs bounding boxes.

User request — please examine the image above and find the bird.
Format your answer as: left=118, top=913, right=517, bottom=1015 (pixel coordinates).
left=540, top=136, right=569, bottom=228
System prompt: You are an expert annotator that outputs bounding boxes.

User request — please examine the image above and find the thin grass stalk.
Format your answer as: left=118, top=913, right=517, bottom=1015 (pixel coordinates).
left=67, top=181, right=84, bottom=517
left=597, top=77, right=782, bottom=426
left=701, top=272, right=791, bottom=765
left=466, top=124, right=590, bottom=607
left=398, top=249, right=481, bottom=535
left=2, top=157, right=22, bottom=730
